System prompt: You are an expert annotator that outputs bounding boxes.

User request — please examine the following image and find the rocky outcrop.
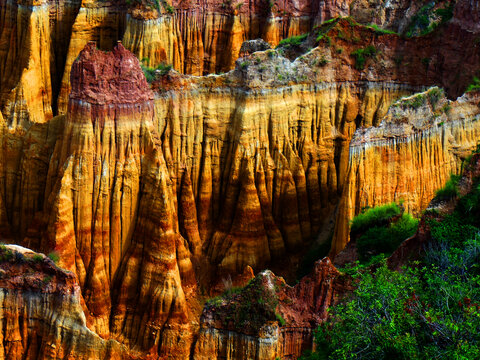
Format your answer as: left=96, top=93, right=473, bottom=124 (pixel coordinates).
left=194, top=257, right=351, bottom=359
left=34, top=42, right=196, bottom=357
left=0, top=244, right=130, bottom=359
left=332, top=88, right=480, bottom=256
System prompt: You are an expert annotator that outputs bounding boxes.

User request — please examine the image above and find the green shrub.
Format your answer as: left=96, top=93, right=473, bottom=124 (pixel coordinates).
left=350, top=45, right=377, bottom=70
left=240, top=61, right=249, bottom=69
left=47, top=252, right=60, bottom=264
left=278, top=33, right=308, bottom=47
left=140, top=60, right=172, bottom=83
left=366, top=23, right=397, bottom=35
left=357, top=213, right=419, bottom=262
left=435, top=4, right=454, bottom=25
left=435, top=174, right=460, bottom=201
left=427, top=87, right=443, bottom=109
left=32, top=254, right=43, bottom=263
left=0, top=245, right=13, bottom=262
left=275, top=313, right=286, bottom=326
left=466, top=76, right=480, bottom=92
left=350, top=202, right=401, bottom=235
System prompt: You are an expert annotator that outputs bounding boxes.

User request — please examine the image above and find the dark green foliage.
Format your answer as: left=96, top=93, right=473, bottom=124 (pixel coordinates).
left=434, top=3, right=454, bottom=25
left=405, top=2, right=453, bottom=37
left=366, top=23, right=397, bottom=35
left=124, top=0, right=162, bottom=12
left=32, top=254, right=44, bottom=263
left=449, top=180, right=480, bottom=228
left=240, top=61, right=249, bottom=69
left=278, top=33, right=308, bottom=47
left=316, top=18, right=339, bottom=43
left=466, top=76, right=480, bottom=93
left=435, top=174, right=460, bottom=201
left=140, top=59, right=173, bottom=83
left=400, top=93, right=427, bottom=109
left=275, top=313, right=286, bottom=326
left=318, top=56, right=329, bottom=66
left=350, top=202, right=401, bottom=236
left=427, top=87, right=443, bottom=109
left=306, top=258, right=480, bottom=359
left=47, top=252, right=60, bottom=264
left=0, top=245, right=13, bottom=262
left=350, top=45, right=377, bottom=70
left=357, top=213, right=419, bottom=262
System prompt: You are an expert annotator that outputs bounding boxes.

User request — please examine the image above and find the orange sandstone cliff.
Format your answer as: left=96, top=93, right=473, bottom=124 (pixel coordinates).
left=0, top=0, right=480, bottom=359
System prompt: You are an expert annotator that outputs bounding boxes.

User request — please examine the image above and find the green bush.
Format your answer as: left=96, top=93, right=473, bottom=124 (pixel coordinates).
left=278, top=33, right=308, bottom=47
left=435, top=174, right=460, bottom=201
left=427, top=87, right=443, bottom=109
left=32, top=254, right=43, bottom=263
left=350, top=45, right=377, bottom=70
left=140, top=60, right=172, bottom=83
left=350, top=202, right=401, bottom=235
left=275, top=313, right=286, bottom=326
left=47, top=252, right=60, bottom=264
left=366, top=23, right=397, bottom=35
left=466, top=76, right=480, bottom=93
left=357, top=213, right=419, bottom=262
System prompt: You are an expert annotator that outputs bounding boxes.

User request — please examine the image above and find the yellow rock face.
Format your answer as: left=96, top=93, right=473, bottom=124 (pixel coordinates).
left=153, top=61, right=412, bottom=274
left=331, top=89, right=480, bottom=256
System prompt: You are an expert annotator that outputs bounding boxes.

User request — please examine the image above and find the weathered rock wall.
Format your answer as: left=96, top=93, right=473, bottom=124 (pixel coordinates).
left=0, top=245, right=130, bottom=359
left=331, top=89, right=480, bottom=255
left=35, top=43, right=196, bottom=357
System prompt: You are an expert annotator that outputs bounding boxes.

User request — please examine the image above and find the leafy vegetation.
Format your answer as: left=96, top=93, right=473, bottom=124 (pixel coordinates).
left=405, top=2, right=454, bottom=37
left=302, top=153, right=480, bottom=360
left=0, top=245, right=13, bottom=262
left=350, top=202, right=402, bottom=236
left=350, top=45, right=377, bottom=70
left=140, top=58, right=172, bottom=82
left=427, top=87, right=444, bottom=109
left=47, top=251, right=60, bottom=264
left=357, top=213, right=419, bottom=263
left=366, top=23, right=397, bottom=35
left=316, top=18, right=340, bottom=43
left=435, top=174, right=460, bottom=201
left=205, top=273, right=286, bottom=332
left=466, top=76, right=480, bottom=93
left=277, top=33, right=308, bottom=48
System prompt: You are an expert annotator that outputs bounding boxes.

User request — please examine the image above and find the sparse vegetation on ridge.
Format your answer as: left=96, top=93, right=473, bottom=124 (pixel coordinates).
left=350, top=45, right=377, bottom=70
left=277, top=33, right=308, bottom=48
left=466, top=76, right=480, bottom=93
left=140, top=57, right=172, bottom=82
